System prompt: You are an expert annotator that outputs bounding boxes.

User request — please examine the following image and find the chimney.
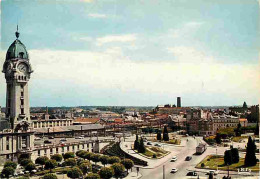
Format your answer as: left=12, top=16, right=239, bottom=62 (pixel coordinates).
left=177, top=97, right=181, bottom=107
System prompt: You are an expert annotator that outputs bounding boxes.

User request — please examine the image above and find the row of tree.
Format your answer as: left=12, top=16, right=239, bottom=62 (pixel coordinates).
left=156, top=126, right=169, bottom=141
left=134, top=135, right=146, bottom=153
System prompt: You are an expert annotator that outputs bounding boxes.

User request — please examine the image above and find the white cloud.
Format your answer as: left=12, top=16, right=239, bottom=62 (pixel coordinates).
left=96, top=34, right=137, bottom=46
left=88, top=13, right=107, bottom=18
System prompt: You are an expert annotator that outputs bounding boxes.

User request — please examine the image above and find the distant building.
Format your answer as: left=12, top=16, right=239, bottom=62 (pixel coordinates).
left=177, top=97, right=181, bottom=107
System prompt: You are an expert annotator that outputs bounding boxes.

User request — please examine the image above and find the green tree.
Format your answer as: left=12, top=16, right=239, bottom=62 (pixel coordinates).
left=51, top=154, right=63, bottom=162
left=4, top=161, right=17, bottom=169
left=25, top=162, right=36, bottom=172
left=134, top=134, right=139, bottom=150
left=100, top=155, right=109, bottom=167
left=121, top=159, right=134, bottom=174
left=215, top=133, right=221, bottom=144
left=230, top=148, right=239, bottom=163
left=243, top=101, right=247, bottom=108
left=85, top=173, right=101, bottom=179
left=17, top=177, right=29, bottom=179
left=84, top=152, right=92, bottom=161
left=20, top=159, right=32, bottom=167
left=63, top=158, right=77, bottom=167
left=108, top=156, right=121, bottom=164
left=43, top=173, right=58, bottom=179
left=235, top=123, right=242, bottom=136
left=157, top=132, right=162, bottom=141
left=1, top=167, right=15, bottom=178
left=63, top=152, right=75, bottom=160
left=138, top=138, right=146, bottom=153
left=163, top=126, right=169, bottom=141
left=67, top=167, right=83, bottom=179
left=255, top=122, right=259, bottom=136
left=45, top=159, right=58, bottom=172
left=99, top=167, right=114, bottom=179
left=244, top=136, right=257, bottom=166
left=111, top=163, right=125, bottom=179
left=224, top=150, right=232, bottom=165
left=90, top=154, right=100, bottom=165
left=79, top=162, right=92, bottom=175
left=35, top=156, right=49, bottom=169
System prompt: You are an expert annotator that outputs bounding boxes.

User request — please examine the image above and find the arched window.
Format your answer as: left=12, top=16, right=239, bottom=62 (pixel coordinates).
left=19, top=52, right=24, bottom=58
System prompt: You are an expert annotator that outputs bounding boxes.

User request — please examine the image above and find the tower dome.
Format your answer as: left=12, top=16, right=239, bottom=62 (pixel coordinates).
left=6, top=27, right=29, bottom=60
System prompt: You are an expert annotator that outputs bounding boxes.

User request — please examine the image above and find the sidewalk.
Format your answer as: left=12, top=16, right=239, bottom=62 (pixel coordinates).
left=124, top=172, right=142, bottom=179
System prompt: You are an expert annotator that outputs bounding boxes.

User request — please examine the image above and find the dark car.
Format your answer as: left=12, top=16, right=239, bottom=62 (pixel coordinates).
left=185, top=156, right=192, bottom=161
left=48, top=136, right=54, bottom=139
left=186, top=171, right=197, bottom=176
left=44, top=140, right=52, bottom=144
left=147, top=142, right=152, bottom=145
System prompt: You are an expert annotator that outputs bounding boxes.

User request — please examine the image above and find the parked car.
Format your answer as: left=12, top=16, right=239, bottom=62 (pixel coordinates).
left=207, top=170, right=218, bottom=175
left=185, top=156, right=192, bottom=161
left=17, top=171, right=24, bottom=175
left=48, top=136, right=54, bottom=139
left=154, top=143, right=161, bottom=147
left=35, top=137, right=41, bottom=141
left=75, top=136, right=84, bottom=139
left=147, top=142, right=152, bottom=145
left=44, top=140, right=52, bottom=144
left=170, top=168, right=178, bottom=173
left=186, top=171, right=197, bottom=176
left=60, top=138, right=67, bottom=142
left=170, top=156, right=177, bottom=162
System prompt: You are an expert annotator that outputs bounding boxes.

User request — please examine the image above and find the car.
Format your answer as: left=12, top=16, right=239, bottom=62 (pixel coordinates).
left=186, top=171, right=197, bottom=176
left=143, top=139, right=148, bottom=142
left=154, top=143, right=162, bottom=147
left=17, top=171, right=24, bottom=175
left=207, top=170, right=218, bottom=175
left=75, top=136, right=84, bottom=139
left=31, top=169, right=37, bottom=173
left=60, top=138, right=67, bottom=142
left=44, top=140, right=52, bottom=144
left=147, top=142, right=152, bottom=145
left=48, top=136, right=54, bottom=139
left=170, top=156, right=177, bottom=162
left=35, top=137, right=41, bottom=141
left=170, top=168, right=178, bottom=173
left=185, top=156, right=192, bottom=161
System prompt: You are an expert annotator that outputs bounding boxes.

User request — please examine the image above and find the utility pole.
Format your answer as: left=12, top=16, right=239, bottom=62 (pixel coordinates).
left=163, top=165, right=165, bottom=179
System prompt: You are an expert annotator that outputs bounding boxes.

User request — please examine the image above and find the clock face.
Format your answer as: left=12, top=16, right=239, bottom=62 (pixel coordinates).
left=17, top=63, right=27, bottom=73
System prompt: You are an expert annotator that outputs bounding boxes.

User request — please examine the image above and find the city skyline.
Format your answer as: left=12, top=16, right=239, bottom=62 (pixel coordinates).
left=0, top=0, right=259, bottom=107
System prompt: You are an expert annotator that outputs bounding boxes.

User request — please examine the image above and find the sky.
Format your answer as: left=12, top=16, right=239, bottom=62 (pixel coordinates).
left=0, top=0, right=259, bottom=107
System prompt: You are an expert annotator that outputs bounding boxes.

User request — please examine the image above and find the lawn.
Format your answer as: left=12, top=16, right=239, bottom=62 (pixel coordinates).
left=196, top=155, right=260, bottom=172
left=151, top=139, right=181, bottom=145
left=136, top=146, right=169, bottom=159
left=232, top=136, right=248, bottom=142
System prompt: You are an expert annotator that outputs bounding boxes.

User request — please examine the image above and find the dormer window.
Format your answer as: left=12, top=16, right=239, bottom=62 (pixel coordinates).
left=19, top=52, right=24, bottom=58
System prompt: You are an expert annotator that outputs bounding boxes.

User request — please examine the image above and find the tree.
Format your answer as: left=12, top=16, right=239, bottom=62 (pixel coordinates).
left=25, top=162, right=36, bottom=172
left=243, top=101, right=247, bottom=108
left=1, top=167, right=15, bottom=178
left=43, top=173, right=58, bottom=179
left=45, top=160, right=57, bottom=172
left=163, top=126, right=169, bottom=141
left=99, top=167, right=114, bottom=179
left=108, top=156, right=121, bottom=164
left=85, top=173, right=101, bottom=179
left=230, top=148, right=239, bottom=163
left=63, top=158, right=77, bottom=167
left=84, top=152, right=92, bottom=161
left=4, top=161, right=17, bottom=169
left=244, top=136, right=257, bottom=166
left=67, top=167, right=83, bottom=179
left=90, top=154, right=100, bottom=165
left=100, top=155, right=109, bottom=167
left=111, top=163, right=125, bottom=179
left=134, top=134, right=139, bottom=150
left=20, top=159, right=32, bottom=167
left=79, top=162, right=92, bottom=175
left=138, top=138, right=146, bottom=153
left=215, top=133, right=221, bottom=144
left=63, top=152, right=75, bottom=160
left=35, top=156, right=49, bottom=168
left=51, top=154, right=63, bottom=162
left=224, top=150, right=232, bottom=165
left=235, top=123, right=242, bottom=136
left=209, top=172, right=213, bottom=179
left=255, top=122, right=259, bottom=136
left=157, top=132, right=162, bottom=140
left=121, top=159, right=134, bottom=174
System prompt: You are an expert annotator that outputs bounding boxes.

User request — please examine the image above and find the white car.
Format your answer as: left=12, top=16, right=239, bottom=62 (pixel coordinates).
left=207, top=170, right=218, bottom=175
left=170, top=168, right=178, bottom=173
left=75, top=136, right=84, bottom=139
left=170, top=156, right=177, bottom=162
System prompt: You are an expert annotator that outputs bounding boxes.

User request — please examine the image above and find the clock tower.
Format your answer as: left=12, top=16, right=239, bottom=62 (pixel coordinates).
left=2, top=27, right=33, bottom=130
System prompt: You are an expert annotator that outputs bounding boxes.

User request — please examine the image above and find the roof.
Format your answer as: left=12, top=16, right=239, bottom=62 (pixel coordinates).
left=6, top=39, right=29, bottom=60
left=74, top=118, right=100, bottom=124
left=239, top=118, right=247, bottom=122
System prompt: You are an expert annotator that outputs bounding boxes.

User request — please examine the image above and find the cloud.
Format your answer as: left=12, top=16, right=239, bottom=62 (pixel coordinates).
left=80, top=0, right=94, bottom=3
left=88, top=13, right=107, bottom=18
left=96, top=34, right=137, bottom=46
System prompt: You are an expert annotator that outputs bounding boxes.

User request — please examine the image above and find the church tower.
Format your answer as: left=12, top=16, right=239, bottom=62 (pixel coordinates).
left=2, top=27, right=33, bottom=130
